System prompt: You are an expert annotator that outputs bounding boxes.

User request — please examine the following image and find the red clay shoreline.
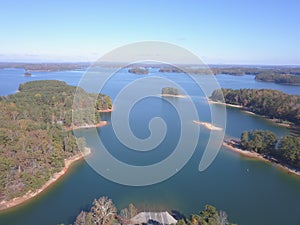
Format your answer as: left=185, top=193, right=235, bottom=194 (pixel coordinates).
left=98, top=107, right=113, bottom=113
left=0, top=119, right=109, bottom=211
left=0, top=148, right=91, bottom=211
left=223, top=139, right=300, bottom=177
left=71, top=121, right=108, bottom=130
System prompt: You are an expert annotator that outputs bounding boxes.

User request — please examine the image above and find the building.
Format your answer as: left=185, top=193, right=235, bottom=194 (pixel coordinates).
left=130, top=211, right=177, bottom=225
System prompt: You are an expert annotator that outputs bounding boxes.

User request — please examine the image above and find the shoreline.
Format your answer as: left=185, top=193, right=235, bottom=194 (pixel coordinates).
left=71, top=121, right=108, bottom=130
left=209, top=99, right=294, bottom=128
left=98, top=107, right=113, bottom=113
left=207, top=99, right=243, bottom=108
left=193, top=120, right=223, bottom=131
left=242, top=110, right=293, bottom=128
left=161, top=94, right=187, bottom=98
left=223, top=139, right=300, bottom=177
left=0, top=148, right=91, bottom=211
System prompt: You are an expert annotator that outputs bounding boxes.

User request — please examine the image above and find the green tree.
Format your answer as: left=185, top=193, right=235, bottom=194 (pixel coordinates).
left=240, top=131, right=248, bottom=149
left=177, top=219, right=187, bottom=225
left=278, top=136, right=300, bottom=167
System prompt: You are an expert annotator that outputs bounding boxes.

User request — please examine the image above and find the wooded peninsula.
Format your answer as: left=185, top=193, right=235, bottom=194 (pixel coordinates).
left=210, top=88, right=300, bottom=172
left=0, top=80, right=112, bottom=208
left=210, top=88, right=300, bottom=126
left=228, top=130, right=300, bottom=171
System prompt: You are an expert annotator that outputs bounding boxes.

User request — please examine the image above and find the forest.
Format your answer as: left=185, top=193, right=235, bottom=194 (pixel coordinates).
left=0, top=80, right=112, bottom=202
left=210, top=88, right=300, bottom=125
left=255, top=73, right=300, bottom=85
left=240, top=130, right=300, bottom=169
left=70, top=196, right=237, bottom=225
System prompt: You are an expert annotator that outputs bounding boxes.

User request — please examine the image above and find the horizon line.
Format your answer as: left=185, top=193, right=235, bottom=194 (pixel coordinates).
left=0, top=61, right=300, bottom=67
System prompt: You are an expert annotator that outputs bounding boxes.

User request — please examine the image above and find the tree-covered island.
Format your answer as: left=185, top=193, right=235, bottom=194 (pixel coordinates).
left=128, top=67, right=149, bottom=75
left=161, top=87, right=180, bottom=96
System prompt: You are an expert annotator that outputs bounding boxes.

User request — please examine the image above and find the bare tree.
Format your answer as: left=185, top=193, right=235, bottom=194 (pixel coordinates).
left=218, top=210, right=229, bottom=225
left=74, top=211, right=87, bottom=225
left=91, top=196, right=117, bottom=225
left=119, top=208, right=129, bottom=225
left=128, top=203, right=138, bottom=218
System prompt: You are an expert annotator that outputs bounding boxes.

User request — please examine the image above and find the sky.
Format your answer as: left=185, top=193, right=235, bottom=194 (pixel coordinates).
left=0, top=0, right=299, bottom=65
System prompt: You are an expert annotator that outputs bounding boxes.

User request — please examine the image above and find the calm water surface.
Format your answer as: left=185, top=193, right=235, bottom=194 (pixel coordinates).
left=0, top=68, right=299, bottom=225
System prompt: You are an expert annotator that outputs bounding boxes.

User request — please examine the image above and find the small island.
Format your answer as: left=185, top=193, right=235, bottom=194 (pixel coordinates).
left=161, top=87, right=182, bottom=97
left=24, top=71, right=31, bottom=76
left=128, top=67, right=149, bottom=75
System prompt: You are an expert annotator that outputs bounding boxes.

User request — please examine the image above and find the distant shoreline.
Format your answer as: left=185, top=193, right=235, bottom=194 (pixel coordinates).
left=0, top=148, right=91, bottom=211
left=223, top=139, right=300, bottom=177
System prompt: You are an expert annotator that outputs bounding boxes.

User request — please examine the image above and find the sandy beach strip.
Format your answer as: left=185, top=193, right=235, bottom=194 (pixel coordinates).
left=161, top=94, right=187, bottom=98
left=193, top=120, right=223, bottom=131
left=71, top=121, right=108, bottom=130
left=207, top=99, right=243, bottom=108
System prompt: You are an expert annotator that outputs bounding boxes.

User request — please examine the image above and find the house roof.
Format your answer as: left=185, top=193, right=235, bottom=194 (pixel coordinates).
left=130, top=211, right=177, bottom=225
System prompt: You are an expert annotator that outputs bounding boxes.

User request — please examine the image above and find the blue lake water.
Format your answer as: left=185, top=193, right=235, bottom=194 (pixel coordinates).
left=0, top=68, right=299, bottom=225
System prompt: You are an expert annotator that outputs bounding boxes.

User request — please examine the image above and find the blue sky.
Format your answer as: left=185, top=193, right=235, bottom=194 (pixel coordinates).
left=0, top=0, right=299, bottom=64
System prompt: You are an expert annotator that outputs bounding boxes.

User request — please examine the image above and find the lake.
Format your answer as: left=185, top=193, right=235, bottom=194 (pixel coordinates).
left=0, top=68, right=299, bottom=225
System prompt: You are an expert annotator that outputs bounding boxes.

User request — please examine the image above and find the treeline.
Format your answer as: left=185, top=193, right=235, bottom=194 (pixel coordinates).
left=176, top=204, right=236, bottom=225
left=255, top=73, right=300, bottom=85
left=158, top=66, right=300, bottom=77
left=0, top=80, right=112, bottom=202
left=0, top=62, right=89, bottom=72
left=70, top=196, right=236, bottom=225
left=210, top=88, right=300, bottom=125
left=240, top=130, right=300, bottom=168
